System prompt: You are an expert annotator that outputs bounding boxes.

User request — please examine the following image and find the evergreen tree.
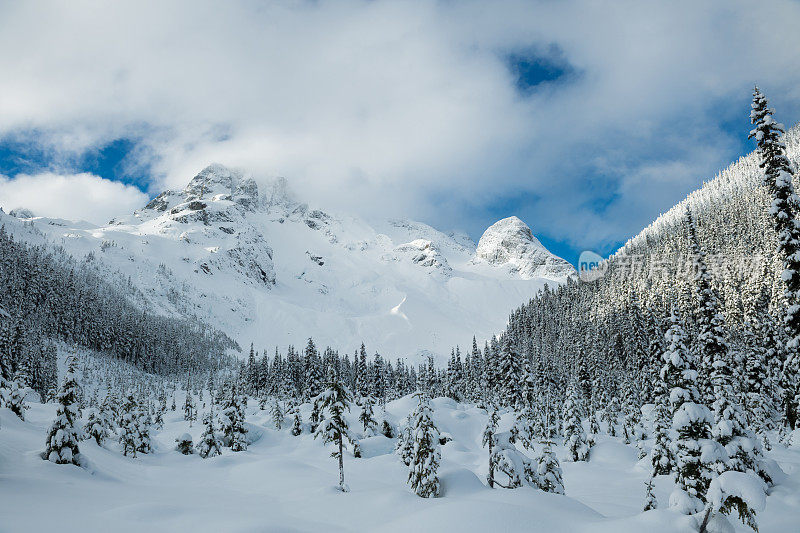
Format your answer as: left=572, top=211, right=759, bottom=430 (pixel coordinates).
left=534, top=436, right=564, bottom=495
left=482, top=409, right=500, bottom=488
left=196, top=404, right=223, bottom=459
left=44, top=356, right=82, bottom=465
left=395, top=413, right=414, bottom=466
left=314, top=374, right=360, bottom=492
left=562, top=381, right=590, bottom=461
left=136, top=407, right=152, bottom=455
left=651, top=370, right=674, bottom=477
left=589, top=405, right=600, bottom=437
left=183, top=391, right=197, bottom=427
left=497, top=336, right=522, bottom=408
left=119, top=393, right=142, bottom=458
left=513, top=408, right=536, bottom=451
left=750, top=86, right=800, bottom=429
left=407, top=392, right=441, bottom=498
left=290, top=407, right=303, bottom=436
left=662, top=311, right=714, bottom=513
left=686, top=207, right=727, bottom=406
left=221, top=383, right=248, bottom=451
left=603, top=393, right=620, bottom=437
left=6, top=379, right=29, bottom=420
left=621, top=378, right=643, bottom=444
left=175, top=433, right=194, bottom=455
left=271, top=398, right=284, bottom=430
left=84, top=406, right=112, bottom=446
left=359, top=395, right=377, bottom=434
left=711, top=331, right=764, bottom=482
left=644, top=476, right=658, bottom=512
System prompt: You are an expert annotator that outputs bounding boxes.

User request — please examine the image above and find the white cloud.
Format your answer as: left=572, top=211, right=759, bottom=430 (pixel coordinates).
left=0, top=0, right=799, bottom=252
left=0, top=173, right=149, bottom=225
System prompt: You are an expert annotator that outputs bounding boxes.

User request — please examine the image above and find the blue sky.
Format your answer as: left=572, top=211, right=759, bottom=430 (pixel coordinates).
left=1, top=1, right=799, bottom=265
left=0, top=137, right=148, bottom=189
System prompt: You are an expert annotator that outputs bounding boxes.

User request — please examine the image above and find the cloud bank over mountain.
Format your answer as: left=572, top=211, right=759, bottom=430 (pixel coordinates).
left=1, top=0, right=799, bottom=257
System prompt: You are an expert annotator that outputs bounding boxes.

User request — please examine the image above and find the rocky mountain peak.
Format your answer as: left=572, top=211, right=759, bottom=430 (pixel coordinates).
left=474, top=216, right=574, bottom=280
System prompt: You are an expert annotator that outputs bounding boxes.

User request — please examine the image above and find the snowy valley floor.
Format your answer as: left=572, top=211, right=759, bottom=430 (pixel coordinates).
left=2, top=396, right=800, bottom=533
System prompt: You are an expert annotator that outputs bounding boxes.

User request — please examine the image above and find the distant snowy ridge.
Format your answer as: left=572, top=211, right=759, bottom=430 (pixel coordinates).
left=1, top=164, right=572, bottom=363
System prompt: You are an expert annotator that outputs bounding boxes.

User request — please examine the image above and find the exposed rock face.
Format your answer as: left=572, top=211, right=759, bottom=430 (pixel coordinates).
left=131, top=164, right=276, bottom=287
left=392, top=239, right=452, bottom=276
left=9, top=207, right=35, bottom=219
left=475, top=216, right=574, bottom=280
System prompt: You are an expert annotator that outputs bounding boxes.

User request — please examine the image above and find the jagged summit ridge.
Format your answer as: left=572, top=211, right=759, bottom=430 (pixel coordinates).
left=141, top=164, right=259, bottom=215
left=474, top=216, right=574, bottom=280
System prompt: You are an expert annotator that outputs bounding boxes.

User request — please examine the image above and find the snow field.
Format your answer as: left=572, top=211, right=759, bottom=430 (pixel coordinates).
left=4, top=393, right=800, bottom=532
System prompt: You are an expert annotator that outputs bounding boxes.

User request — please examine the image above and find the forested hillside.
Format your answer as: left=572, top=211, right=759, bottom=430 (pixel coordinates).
left=0, top=224, right=237, bottom=397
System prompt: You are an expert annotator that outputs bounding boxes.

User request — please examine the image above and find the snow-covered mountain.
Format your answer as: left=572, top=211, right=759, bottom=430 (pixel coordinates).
left=1, top=164, right=573, bottom=362
left=475, top=216, right=574, bottom=280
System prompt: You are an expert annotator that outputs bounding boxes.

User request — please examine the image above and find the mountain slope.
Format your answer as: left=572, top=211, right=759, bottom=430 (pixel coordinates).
left=1, top=164, right=573, bottom=362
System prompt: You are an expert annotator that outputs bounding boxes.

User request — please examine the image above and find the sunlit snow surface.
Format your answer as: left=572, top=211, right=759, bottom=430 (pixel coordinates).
left=3, top=390, right=800, bottom=532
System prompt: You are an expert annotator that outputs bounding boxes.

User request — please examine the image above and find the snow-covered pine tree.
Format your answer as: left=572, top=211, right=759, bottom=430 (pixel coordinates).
left=750, top=86, right=800, bottom=430
left=313, top=373, right=360, bottom=492
left=490, top=430, right=537, bottom=489
left=395, top=413, right=414, bottom=466
left=183, top=391, right=197, bottom=427
left=651, top=366, right=674, bottom=477
left=153, top=405, right=164, bottom=430
left=534, top=435, right=564, bottom=495
left=563, top=380, right=590, bottom=461
left=176, top=433, right=194, bottom=455
left=196, top=404, right=222, bottom=459
left=136, top=407, right=152, bottom=455
left=686, top=207, right=727, bottom=408
left=603, top=393, right=620, bottom=437
left=102, top=389, right=120, bottom=429
left=221, top=383, right=248, bottom=451
left=381, top=419, right=394, bottom=438
left=309, top=396, right=321, bottom=433
left=743, top=281, right=776, bottom=442
left=644, top=476, right=658, bottom=512
left=119, top=393, right=141, bottom=457
left=290, top=406, right=302, bottom=436
left=158, top=388, right=168, bottom=415
left=513, top=407, right=536, bottom=451
left=497, top=335, right=522, bottom=408
left=359, top=394, right=377, bottom=435
left=482, top=409, right=500, bottom=487
left=585, top=402, right=599, bottom=433
left=44, top=356, right=82, bottom=465
left=271, top=398, right=284, bottom=430
left=304, top=338, right=324, bottom=401
left=711, top=322, right=765, bottom=480
left=621, top=378, right=643, bottom=444
left=407, top=391, right=441, bottom=498
left=6, top=379, right=28, bottom=420
left=662, top=310, right=714, bottom=514
left=84, top=406, right=111, bottom=446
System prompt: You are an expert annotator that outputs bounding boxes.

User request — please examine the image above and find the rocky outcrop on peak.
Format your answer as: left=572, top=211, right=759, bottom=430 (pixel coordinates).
left=474, top=216, right=574, bottom=280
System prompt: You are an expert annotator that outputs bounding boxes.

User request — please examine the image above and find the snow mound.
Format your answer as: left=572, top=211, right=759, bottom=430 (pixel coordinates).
left=707, top=471, right=767, bottom=513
